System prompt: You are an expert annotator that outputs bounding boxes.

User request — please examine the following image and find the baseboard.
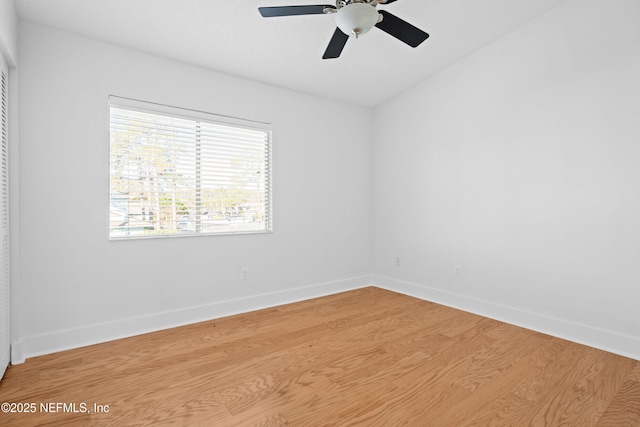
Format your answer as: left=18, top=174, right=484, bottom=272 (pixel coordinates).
left=11, top=275, right=373, bottom=364
left=13, top=274, right=638, bottom=364
left=373, top=275, right=640, bottom=361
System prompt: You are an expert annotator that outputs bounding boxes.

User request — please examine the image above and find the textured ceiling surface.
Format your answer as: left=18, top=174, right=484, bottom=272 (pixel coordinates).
left=15, top=0, right=566, bottom=107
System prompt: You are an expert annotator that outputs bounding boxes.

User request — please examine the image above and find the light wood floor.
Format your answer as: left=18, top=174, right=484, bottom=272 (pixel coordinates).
left=1, top=287, right=639, bottom=426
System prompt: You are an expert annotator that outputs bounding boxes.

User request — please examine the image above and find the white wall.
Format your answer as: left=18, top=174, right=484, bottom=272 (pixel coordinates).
left=14, top=21, right=373, bottom=360
left=0, top=0, right=18, bottom=65
left=373, top=0, right=640, bottom=359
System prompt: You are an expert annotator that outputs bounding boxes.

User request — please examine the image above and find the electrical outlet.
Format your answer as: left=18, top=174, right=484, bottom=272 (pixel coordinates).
left=241, top=267, right=249, bottom=281
left=454, top=265, right=463, bottom=278
left=395, top=257, right=401, bottom=267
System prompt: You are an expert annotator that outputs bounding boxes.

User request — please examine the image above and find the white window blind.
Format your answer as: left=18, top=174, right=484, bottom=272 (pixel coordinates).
left=109, top=96, right=272, bottom=239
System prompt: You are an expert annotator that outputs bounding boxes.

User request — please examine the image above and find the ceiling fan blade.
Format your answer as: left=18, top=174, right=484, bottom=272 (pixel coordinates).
left=322, top=28, right=349, bottom=59
left=375, top=10, right=429, bottom=47
left=379, top=0, right=399, bottom=3
left=259, top=5, right=335, bottom=17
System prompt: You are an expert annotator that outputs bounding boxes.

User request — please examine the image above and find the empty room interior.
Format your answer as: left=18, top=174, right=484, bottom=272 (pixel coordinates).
left=1, top=0, right=639, bottom=425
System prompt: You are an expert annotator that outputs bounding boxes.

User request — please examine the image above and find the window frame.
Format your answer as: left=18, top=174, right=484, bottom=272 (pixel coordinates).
left=109, top=96, right=273, bottom=240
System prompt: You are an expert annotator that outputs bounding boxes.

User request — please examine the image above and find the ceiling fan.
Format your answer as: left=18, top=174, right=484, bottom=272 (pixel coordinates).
left=258, top=0, right=429, bottom=59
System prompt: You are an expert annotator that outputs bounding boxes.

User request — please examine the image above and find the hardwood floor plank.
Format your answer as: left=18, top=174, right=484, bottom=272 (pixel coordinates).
left=0, top=287, right=637, bottom=426
left=520, top=345, right=622, bottom=426
left=427, top=355, right=544, bottom=426
left=596, top=378, right=640, bottom=426
left=629, top=362, right=640, bottom=383
left=452, top=327, right=547, bottom=393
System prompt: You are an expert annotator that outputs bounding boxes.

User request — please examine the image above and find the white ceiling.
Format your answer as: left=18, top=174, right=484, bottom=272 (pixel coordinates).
left=15, top=0, right=566, bottom=107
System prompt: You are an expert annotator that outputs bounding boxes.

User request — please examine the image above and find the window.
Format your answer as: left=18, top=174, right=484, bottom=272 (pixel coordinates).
left=109, top=96, right=272, bottom=239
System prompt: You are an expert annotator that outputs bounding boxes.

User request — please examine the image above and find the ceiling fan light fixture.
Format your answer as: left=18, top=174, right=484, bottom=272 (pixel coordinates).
left=335, top=3, right=379, bottom=38
left=258, top=1, right=430, bottom=59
